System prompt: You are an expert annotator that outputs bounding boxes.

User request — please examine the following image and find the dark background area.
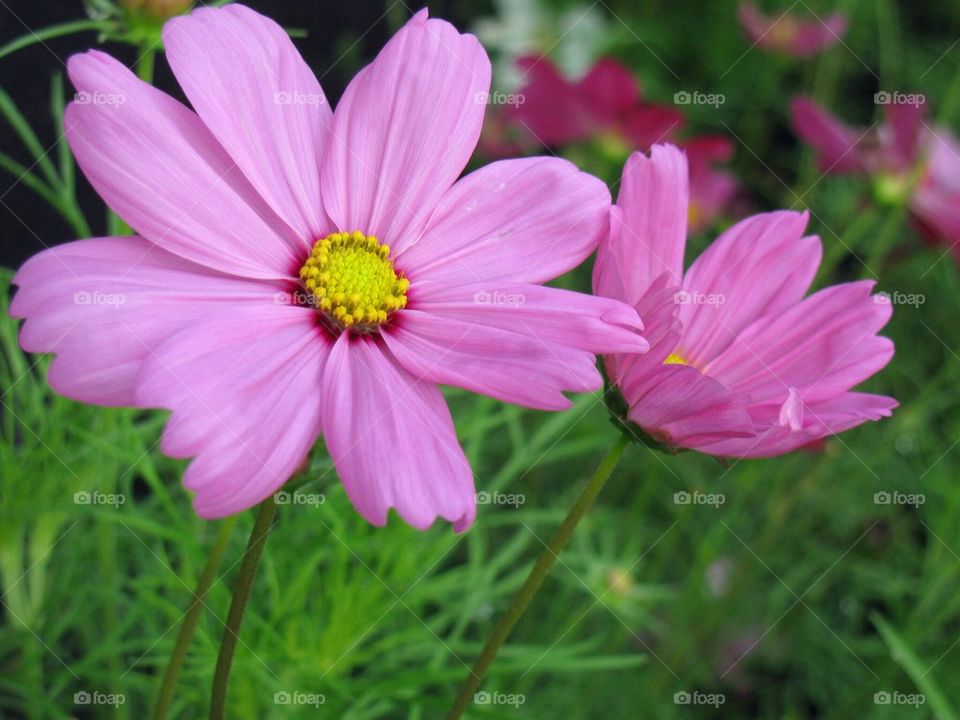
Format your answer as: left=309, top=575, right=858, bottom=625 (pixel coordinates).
left=0, top=0, right=487, bottom=269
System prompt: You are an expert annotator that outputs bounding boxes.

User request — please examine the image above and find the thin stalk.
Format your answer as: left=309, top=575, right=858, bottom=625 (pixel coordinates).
left=152, top=516, right=238, bottom=720
left=208, top=501, right=277, bottom=720
left=0, top=19, right=107, bottom=61
left=444, top=434, right=630, bottom=720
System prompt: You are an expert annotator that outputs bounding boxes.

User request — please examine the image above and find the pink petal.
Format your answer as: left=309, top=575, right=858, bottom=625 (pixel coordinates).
left=911, top=126, right=960, bottom=242
left=622, top=364, right=755, bottom=448
left=320, top=334, right=475, bottom=532
left=163, top=4, right=333, bottom=239
left=408, top=280, right=648, bottom=354
left=739, top=3, right=846, bottom=57
left=382, top=309, right=600, bottom=411
left=320, top=9, right=490, bottom=255
left=790, top=97, right=865, bottom=173
left=912, top=185, right=960, bottom=244
left=701, top=392, right=896, bottom=458
left=706, top=280, right=894, bottom=404
left=397, top=157, right=610, bottom=285
left=678, top=211, right=821, bottom=367
left=790, top=13, right=847, bottom=56
left=65, top=51, right=304, bottom=279
left=603, top=272, right=681, bottom=386
left=778, top=387, right=804, bottom=431
left=738, top=1, right=773, bottom=44
left=134, top=304, right=329, bottom=518
left=608, top=277, right=755, bottom=447
left=10, top=237, right=279, bottom=406
left=923, top=126, right=960, bottom=195
left=596, top=145, right=689, bottom=307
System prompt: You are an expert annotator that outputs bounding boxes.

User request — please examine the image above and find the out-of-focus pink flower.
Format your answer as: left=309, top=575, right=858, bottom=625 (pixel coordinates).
left=595, top=144, right=896, bottom=456
left=11, top=6, right=649, bottom=531
left=682, top=136, right=743, bottom=233
left=505, top=55, right=684, bottom=150
left=477, top=103, right=535, bottom=159
left=739, top=2, right=847, bottom=57
left=791, top=96, right=960, bottom=254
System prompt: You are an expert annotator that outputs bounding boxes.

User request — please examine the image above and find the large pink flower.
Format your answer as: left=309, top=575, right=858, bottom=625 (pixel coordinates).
left=738, top=2, right=847, bottom=58
left=11, top=6, right=648, bottom=530
left=594, top=144, right=896, bottom=457
left=792, top=97, right=960, bottom=256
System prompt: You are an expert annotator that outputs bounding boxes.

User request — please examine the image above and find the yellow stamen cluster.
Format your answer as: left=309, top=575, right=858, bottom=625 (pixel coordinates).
left=663, top=353, right=688, bottom=366
left=298, top=231, right=409, bottom=329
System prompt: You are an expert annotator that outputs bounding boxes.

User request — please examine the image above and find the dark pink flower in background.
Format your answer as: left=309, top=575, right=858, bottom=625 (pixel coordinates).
left=791, top=96, right=960, bottom=257
left=739, top=2, right=847, bottom=57
left=476, top=103, right=534, bottom=159
left=11, top=6, right=649, bottom=531
left=595, top=144, right=896, bottom=456
left=506, top=55, right=684, bottom=150
left=682, top=136, right=743, bottom=233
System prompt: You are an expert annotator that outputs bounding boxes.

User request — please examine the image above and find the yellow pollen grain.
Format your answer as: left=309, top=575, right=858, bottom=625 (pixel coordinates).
left=299, top=230, right=408, bottom=329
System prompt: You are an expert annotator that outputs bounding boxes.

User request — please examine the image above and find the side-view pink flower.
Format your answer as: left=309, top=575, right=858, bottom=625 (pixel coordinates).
left=738, top=1, right=847, bottom=57
left=11, top=5, right=649, bottom=531
left=791, top=96, right=960, bottom=257
left=594, top=144, right=896, bottom=457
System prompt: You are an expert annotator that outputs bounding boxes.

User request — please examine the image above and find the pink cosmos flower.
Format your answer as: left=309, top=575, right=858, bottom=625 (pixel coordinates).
left=506, top=55, right=684, bottom=150
left=682, top=136, right=743, bottom=233
left=594, top=144, right=896, bottom=457
left=738, top=2, right=847, bottom=57
left=11, top=6, right=649, bottom=531
left=792, top=96, right=960, bottom=256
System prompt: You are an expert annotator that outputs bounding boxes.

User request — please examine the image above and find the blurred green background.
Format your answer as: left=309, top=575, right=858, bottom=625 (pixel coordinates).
left=2, top=0, right=959, bottom=718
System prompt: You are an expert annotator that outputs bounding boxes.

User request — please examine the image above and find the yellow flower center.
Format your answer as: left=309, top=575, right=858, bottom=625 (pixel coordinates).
left=664, top=353, right=688, bottom=366
left=298, top=231, right=409, bottom=330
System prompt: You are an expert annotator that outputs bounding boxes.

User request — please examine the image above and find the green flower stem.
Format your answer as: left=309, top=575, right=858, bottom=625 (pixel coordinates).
left=444, top=433, right=630, bottom=720
left=0, top=19, right=107, bottom=61
left=136, top=44, right=156, bottom=84
left=151, top=515, right=238, bottom=720
left=209, top=499, right=277, bottom=720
